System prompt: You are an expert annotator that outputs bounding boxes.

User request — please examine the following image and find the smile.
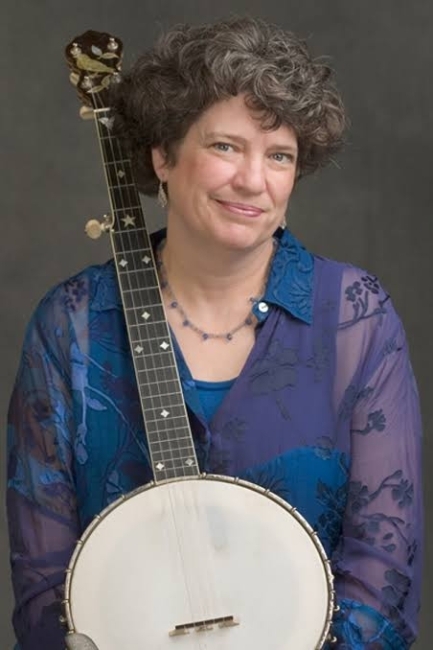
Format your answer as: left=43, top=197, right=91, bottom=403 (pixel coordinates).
left=215, top=199, right=264, bottom=218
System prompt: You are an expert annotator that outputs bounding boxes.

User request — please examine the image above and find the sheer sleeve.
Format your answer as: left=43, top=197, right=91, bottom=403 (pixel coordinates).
left=331, top=270, right=423, bottom=648
left=7, top=290, right=79, bottom=649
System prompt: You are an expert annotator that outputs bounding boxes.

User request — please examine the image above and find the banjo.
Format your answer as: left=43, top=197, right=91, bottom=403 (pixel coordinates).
left=63, top=31, right=336, bottom=650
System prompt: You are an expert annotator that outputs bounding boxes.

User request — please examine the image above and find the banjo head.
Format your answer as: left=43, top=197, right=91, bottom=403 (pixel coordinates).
left=64, top=475, right=334, bottom=649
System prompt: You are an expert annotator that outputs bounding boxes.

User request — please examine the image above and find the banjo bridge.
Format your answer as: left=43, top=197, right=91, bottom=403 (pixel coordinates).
left=169, top=615, right=240, bottom=636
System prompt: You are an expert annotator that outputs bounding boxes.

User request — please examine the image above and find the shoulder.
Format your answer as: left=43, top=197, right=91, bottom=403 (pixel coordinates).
left=35, top=259, right=119, bottom=320
left=313, top=254, right=396, bottom=327
left=22, top=260, right=119, bottom=355
left=313, top=254, right=407, bottom=361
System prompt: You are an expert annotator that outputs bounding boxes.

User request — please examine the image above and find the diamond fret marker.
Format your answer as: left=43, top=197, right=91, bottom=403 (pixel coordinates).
left=134, top=345, right=143, bottom=354
left=99, top=116, right=114, bottom=130
left=161, top=409, right=170, bottom=418
left=117, top=170, right=126, bottom=179
left=119, top=259, right=128, bottom=267
left=160, top=341, right=169, bottom=350
left=156, top=462, right=165, bottom=471
left=185, top=458, right=195, bottom=467
left=141, top=311, right=150, bottom=320
left=142, top=255, right=151, bottom=264
left=122, top=214, right=135, bottom=228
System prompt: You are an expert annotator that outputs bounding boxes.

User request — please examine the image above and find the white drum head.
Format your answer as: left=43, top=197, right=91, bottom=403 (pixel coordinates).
left=65, top=476, right=333, bottom=649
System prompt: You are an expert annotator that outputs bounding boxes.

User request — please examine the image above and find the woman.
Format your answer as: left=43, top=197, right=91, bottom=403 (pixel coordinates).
left=7, top=16, right=422, bottom=649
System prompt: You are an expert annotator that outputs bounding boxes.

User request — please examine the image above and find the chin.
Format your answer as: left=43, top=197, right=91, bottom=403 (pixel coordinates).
left=212, top=231, right=267, bottom=253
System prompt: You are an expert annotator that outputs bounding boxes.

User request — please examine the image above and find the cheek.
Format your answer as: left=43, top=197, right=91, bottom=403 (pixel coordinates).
left=197, top=157, right=235, bottom=190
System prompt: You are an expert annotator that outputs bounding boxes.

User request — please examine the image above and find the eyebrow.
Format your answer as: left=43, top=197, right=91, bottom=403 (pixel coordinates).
left=204, top=131, right=298, bottom=154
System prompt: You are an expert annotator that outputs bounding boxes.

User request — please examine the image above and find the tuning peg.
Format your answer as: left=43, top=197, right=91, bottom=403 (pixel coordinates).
left=107, top=37, right=119, bottom=52
left=79, top=106, right=94, bottom=120
left=85, top=215, right=113, bottom=239
left=70, top=43, right=82, bottom=58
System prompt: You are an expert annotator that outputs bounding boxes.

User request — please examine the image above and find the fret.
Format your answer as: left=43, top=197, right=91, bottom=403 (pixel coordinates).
left=113, top=230, right=151, bottom=250
left=121, top=288, right=161, bottom=310
left=136, top=361, right=178, bottom=372
left=124, top=316, right=166, bottom=330
left=138, top=378, right=181, bottom=394
left=114, top=237, right=151, bottom=252
left=118, top=266, right=158, bottom=277
left=142, top=395, right=186, bottom=412
left=104, top=158, right=132, bottom=166
left=145, top=420, right=193, bottom=436
left=128, top=322, right=170, bottom=339
left=110, top=182, right=136, bottom=190
left=97, top=136, right=124, bottom=162
left=117, top=272, right=158, bottom=288
left=153, top=465, right=198, bottom=481
left=116, top=247, right=155, bottom=257
left=116, top=271, right=158, bottom=292
left=141, top=389, right=184, bottom=403
left=151, top=449, right=196, bottom=463
left=137, top=366, right=177, bottom=384
left=146, top=414, right=189, bottom=432
left=127, top=325, right=170, bottom=344
left=125, top=320, right=168, bottom=334
left=151, top=446, right=197, bottom=460
left=135, top=358, right=174, bottom=374
left=145, top=426, right=192, bottom=443
left=114, top=225, right=144, bottom=235
left=113, top=205, right=143, bottom=213
left=124, top=303, right=165, bottom=313
left=141, top=382, right=183, bottom=402
left=130, top=335, right=171, bottom=349
left=149, top=427, right=191, bottom=448
left=151, top=449, right=197, bottom=463
left=98, top=132, right=122, bottom=143
left=149, top=439, right=194, bottom=451
left=145, top=412, right=188, bottom=424
left=112, top=224, right=147, bottom=238
left=124, top=305, right=165, bottom=316
left=132, top=343, right=172, bottom=360
left=109, top=185, right=141, bottom=211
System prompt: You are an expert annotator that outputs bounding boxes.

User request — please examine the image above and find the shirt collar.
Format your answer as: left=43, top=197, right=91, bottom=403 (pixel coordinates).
left=263, top=226, right=314, bottom=324
left=91, top=227, right=314, bottom=324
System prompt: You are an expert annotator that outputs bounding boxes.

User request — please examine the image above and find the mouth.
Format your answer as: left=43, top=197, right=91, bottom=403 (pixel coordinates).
left=215, top=199, right=264, bottom=218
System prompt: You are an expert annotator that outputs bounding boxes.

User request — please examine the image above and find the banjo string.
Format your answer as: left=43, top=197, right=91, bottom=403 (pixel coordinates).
left=95, top=85, right=220, bottom=643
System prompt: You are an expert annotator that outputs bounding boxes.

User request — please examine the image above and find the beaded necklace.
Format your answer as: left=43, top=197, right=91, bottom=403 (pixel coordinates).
left=157, top=240, right=276, bottom=342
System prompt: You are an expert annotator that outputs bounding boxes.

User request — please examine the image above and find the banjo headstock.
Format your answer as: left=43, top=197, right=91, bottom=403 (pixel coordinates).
left=65, top=30, right=123, bottom=110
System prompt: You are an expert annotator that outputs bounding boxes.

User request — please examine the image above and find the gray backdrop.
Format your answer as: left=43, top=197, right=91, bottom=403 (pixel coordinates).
left=1, top=1, right=431, bottom=648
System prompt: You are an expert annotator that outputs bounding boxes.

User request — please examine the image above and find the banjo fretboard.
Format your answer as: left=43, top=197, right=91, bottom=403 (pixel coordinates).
left=94, top=107, right=199, bottom=482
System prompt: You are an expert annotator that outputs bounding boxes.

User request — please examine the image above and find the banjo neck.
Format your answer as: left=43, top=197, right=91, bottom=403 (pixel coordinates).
left=97, top=111, right=199, bottom=483
left=65, top=32, right=199, bottom=483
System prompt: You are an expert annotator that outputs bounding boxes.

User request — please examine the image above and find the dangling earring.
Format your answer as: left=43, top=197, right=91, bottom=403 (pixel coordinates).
left=158, top=181, right=168, bottom=208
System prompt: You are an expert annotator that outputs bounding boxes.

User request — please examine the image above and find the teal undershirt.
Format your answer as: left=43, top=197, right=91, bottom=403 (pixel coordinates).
left=194, top=378, right=236, bottom=422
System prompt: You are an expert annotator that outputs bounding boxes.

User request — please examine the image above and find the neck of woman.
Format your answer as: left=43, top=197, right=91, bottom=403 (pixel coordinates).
left=160, top=231, right=275, bottom=310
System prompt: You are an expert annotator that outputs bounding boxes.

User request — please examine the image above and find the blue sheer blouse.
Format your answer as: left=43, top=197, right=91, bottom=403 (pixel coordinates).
left=7, top=228, right=423, bottom=648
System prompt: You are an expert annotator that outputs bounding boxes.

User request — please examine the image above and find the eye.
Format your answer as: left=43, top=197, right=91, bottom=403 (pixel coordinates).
left=212, top=142, right=234, bottom=152
left=270, top=152, right=296, bottom=164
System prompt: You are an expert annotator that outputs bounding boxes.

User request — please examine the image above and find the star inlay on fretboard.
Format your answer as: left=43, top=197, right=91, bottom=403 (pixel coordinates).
left=122, top=214, right=136, bottom=228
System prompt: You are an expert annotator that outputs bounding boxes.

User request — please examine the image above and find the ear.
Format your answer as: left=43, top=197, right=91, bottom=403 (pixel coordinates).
left=151, top=147, right=169, bottom=182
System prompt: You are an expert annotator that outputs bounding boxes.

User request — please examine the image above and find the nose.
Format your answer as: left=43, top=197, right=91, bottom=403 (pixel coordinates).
left=232, top=154, right=266, bottom=195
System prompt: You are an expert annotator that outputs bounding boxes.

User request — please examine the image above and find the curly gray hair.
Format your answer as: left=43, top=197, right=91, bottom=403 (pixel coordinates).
left=112, top=16, right=346, bottom=195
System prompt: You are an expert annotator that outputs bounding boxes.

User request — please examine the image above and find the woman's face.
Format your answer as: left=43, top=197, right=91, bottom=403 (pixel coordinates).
left=152, top=94, right=298, bottom=253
